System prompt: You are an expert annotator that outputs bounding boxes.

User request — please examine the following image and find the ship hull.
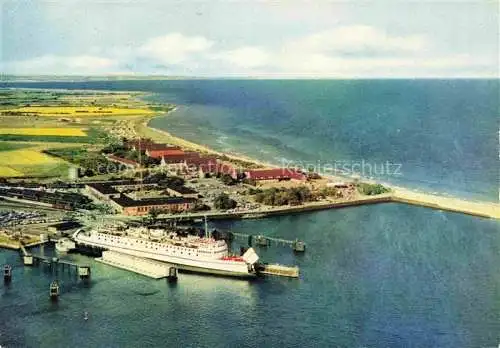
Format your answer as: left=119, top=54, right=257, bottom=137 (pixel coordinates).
left=74, top=235, right=256, bottom=278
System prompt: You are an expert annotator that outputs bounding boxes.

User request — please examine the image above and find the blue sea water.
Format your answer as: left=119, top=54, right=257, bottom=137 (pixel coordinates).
left=0, top=80, right=499, bottom=347
left=1, top=205, right=499, bottom=348
left=147, top=79, right=498, bottom=202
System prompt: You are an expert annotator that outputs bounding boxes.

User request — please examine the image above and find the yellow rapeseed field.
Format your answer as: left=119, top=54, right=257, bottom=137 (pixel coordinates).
left=0, top=149, right=63, bottom=166
left=2, top=106, right=154, bottom=117
left=0, top=166, right=22, bottom=177
left=0, top=128, right=87, bottom=136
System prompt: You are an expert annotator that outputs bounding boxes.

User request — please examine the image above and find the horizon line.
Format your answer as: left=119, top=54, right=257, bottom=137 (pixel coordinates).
left=1, top=74, right=498, bottom=81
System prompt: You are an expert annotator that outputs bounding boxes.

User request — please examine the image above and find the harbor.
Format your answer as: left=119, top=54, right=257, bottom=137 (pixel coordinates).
left=0, top=215, right=305, bottom=283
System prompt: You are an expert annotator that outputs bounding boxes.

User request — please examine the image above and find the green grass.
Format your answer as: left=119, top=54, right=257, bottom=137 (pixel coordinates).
left=14, top=162, right=72, bottom=178
left=0, top=127, right=113, bottom=144
left=0, top=142, right=33, bottom=152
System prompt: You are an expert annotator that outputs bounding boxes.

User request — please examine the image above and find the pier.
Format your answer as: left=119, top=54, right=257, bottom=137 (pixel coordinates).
left=96, top=250, right=174, bottom=279
left=19, top=243, right=91, bottom=279
left=230, top=232, right=306, bottom=252
left=257, top=263, right=300, bottom=278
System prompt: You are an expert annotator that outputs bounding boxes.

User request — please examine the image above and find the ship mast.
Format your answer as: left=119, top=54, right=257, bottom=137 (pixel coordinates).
left=138, top=137, right=143, bottom=196
left=204, top=215, right=210, bottom=239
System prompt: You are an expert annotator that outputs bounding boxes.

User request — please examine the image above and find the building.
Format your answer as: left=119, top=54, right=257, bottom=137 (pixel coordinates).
left=125, top=138, right=181, bottom=152
left=68, top=166, right=79, bottom=181
left=85, top=183, right=120, bottom=201
left=0, top=188, right=91, bottom=210
left=125, top=138, right=156, bottom=151
left=146, top=148, right=186, bottom=159
left=84, top=181, right=198, bottom=216
left=244, top=168, right=306, bottom=181
left=109, top=194, right=196, bottom=216
left=198, top=161, right=238, bottom=179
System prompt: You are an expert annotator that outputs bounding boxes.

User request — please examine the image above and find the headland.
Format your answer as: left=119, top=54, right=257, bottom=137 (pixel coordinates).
left=0, top=87, right=498, bottom=221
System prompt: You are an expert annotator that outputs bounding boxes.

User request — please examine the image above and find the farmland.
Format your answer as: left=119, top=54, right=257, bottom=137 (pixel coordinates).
left=1, top=106, right=154, bottom=117
left=0, top=146, right=74, bottom=177
left=0, top=88, right=170, bottom=179
left=0, top=128, right=87, bottom=137
left=0, top=166, right=22, bottom=177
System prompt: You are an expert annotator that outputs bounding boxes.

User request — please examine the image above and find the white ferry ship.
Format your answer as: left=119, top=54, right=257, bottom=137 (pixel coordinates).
left=72, top=227, right=260, bottom=278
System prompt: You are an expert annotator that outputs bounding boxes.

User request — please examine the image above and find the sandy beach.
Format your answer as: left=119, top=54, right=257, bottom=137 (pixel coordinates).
left=132, top=109, right=500, bottom=220
left=135, top=112, right=276, bottom=169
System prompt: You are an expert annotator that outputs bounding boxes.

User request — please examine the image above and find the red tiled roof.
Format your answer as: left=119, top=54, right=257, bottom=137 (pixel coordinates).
left=186, top=156, right=218, bottom=166
left=147, top=149, right=186, bottom=158
left=141, top=144, right=180, bottom=151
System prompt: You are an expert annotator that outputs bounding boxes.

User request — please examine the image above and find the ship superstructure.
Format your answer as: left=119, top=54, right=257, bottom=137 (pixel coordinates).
left=73, top=226, right=259, bottom=278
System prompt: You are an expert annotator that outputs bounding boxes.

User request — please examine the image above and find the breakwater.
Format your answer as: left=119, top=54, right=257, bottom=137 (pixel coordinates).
left=105, top=191, right=498, bottom=223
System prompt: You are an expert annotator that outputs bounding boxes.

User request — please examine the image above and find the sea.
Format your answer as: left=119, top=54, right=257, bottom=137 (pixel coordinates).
left=0, top=80, right=499, bottom=347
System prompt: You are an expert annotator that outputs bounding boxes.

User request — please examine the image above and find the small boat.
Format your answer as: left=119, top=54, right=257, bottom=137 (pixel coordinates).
left=55, top=238, right=76, bottom=253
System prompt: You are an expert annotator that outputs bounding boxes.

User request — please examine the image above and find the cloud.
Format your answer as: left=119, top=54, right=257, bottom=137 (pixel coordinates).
left=272, top=53, right=496, bottom=78
left=137, top=33, right=214, bottom=65
left=212, top=47, right=270, bottom=68
left=287, top=26, right=428, bottom=56
left=3, top=26, right=496, bottom=78
left=3, top=55, right=119, bottom=75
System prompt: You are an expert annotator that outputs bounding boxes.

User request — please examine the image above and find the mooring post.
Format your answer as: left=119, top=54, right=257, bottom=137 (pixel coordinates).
left=49, top=280, right=59, bottom=301
left=3, top=264, right=12, bottom=283
left=292, top=239, right=306, bottom=252
left=78, top=266, right=91, bottom=280
left=167, top=266, right=178, bottom=283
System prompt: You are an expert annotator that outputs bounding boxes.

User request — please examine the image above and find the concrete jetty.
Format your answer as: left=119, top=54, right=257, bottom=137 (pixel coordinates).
left=96, top=251, right=173, bottom=279
left=258, top=264, right=300, bottom=278
left=391, top=188, right=500, bottom=219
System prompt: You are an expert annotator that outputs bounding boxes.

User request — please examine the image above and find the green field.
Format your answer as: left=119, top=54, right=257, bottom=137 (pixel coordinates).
left=0, top=142, right=33, bottom=152
left=0, top=127, right=112, bottom=144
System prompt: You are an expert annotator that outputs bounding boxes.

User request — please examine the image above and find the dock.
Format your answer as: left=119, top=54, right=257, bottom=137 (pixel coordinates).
left=96, top=251, right=174, bottom=279
left=19, top=243, right=91, bottom=278
left=230, top=232, right=306, bottom=252
left=258, top=263, right=300, bottom=278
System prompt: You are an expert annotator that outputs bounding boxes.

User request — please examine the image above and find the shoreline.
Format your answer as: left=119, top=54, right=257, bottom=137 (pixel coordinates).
left=137, top=110, right=500, bottom=220
left=136, top=111, right=276, bottom=169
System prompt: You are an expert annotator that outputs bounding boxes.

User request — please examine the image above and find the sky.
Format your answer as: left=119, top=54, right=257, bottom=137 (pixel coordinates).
left=1, top=0, right=498, bottom=78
